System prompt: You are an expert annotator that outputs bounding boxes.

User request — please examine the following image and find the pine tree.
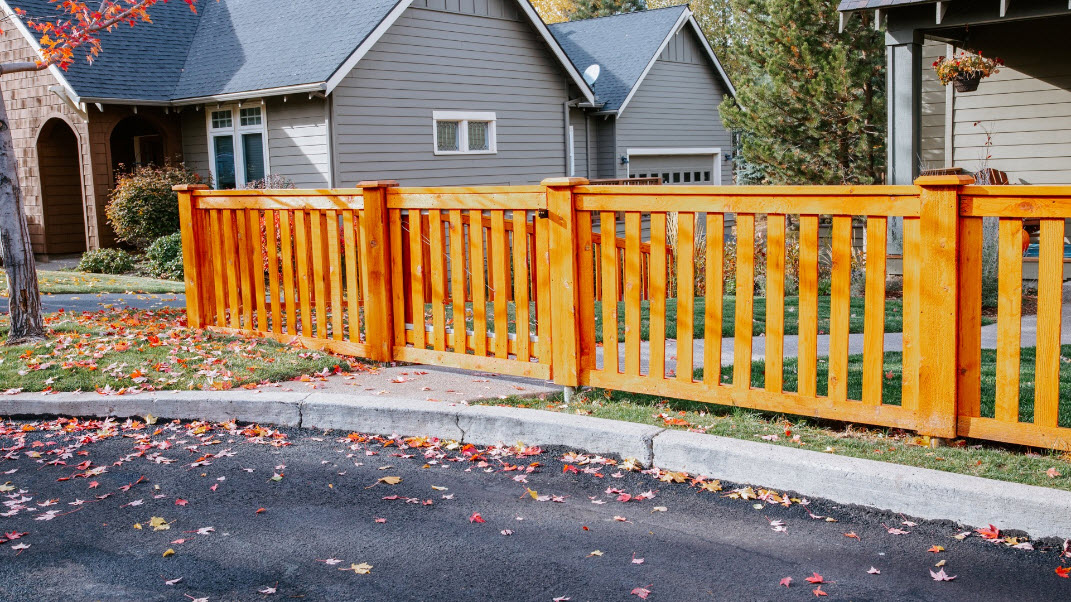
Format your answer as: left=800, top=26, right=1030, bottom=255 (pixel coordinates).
left=568, top=0, right=646, bottom=20
left=719, top=0, right=885, bottom=185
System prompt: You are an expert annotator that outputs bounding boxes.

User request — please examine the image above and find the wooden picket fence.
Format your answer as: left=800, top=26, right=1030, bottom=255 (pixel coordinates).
left=177, top=176, right=1071, bottom=450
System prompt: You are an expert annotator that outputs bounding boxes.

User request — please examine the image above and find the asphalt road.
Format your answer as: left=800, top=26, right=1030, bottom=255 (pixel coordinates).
left=0, top=418, right=1066, bottom=601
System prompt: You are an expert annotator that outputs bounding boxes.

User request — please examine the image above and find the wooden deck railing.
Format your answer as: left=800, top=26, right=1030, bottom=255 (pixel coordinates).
left=178, top=175, right=1071, bottom=450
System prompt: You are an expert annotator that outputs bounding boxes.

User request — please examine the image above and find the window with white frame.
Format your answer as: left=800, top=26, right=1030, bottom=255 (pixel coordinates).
left=432, top=111, right=496, bottom=155
left=207, top=105, right=268, bottom=188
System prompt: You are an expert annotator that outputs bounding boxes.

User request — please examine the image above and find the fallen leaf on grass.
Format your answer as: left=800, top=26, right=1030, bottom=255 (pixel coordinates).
left=1048, top=467, right=1062, bottom=478
left=930, top=568, right=957, bottom=581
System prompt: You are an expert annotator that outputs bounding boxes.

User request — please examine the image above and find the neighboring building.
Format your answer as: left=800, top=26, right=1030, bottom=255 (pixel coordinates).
left=551, top=6, right=736, bottom=185
left=0, top=0, right=733, bottom=256
left=839, top=0, right=1071, bottom=186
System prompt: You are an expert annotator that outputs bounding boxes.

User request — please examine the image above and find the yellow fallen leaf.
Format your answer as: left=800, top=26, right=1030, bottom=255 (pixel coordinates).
left=144, top=414, right=157, bottom=425
left=365, top=476, right=402, bottom=489
left=432, top=486, right=448, bottom=491
left=162, top=548, right=175, bottom=558
left=133, top=523, right=142, bottom=530
left=0, top=483, right=14, bottom=493
left=340, top=563, right=373, bottom=574
left=651, top=506, right=668, bottom=513
left=587, top=550, right=604, bottom=557
left=149, top=516, right=170, bottom=531
left=935, top=559, right=947, bottom=567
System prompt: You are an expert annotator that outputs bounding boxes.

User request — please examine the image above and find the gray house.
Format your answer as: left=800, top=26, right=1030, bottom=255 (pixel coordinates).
left=551, top=6, right=736, bottom=184
left=1, top=0, right=735, bottom=255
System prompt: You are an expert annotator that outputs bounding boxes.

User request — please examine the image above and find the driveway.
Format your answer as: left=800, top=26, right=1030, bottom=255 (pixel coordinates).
left=0, top=418, right=1063, bottom=601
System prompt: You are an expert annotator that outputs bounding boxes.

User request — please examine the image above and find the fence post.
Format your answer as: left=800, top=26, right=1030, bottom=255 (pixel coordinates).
left=175, top=184, right=210, bottom=329
left=359, top=180, right=400, bottom=363
left=915, top=174, right=973, bottom=440
left=542, top=177, right=588, bottom=387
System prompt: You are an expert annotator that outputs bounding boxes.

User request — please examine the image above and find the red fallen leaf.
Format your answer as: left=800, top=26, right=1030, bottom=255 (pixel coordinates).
left=469, top=512, right=485, bottom=524
left=1047, top=467, right=1062, bottom=479
left=1056, top=566, right=1071, bottom=579
left=844, top=532, right=860, bottom=540
left=563, top=465, right=579, bottom=474
left=617, top=493, right=633, bottom=502
left=88, top=481, right=99, bottom=489
left=631, top=586, right=652, bottom=599
left=813, top=586, right=828, bottom=597
left=255, top=508, right=266, bottom=514
left=779, top=577, right=792, bottom=587
left=976, top=524, right=1001, bottom=539
left=175, top=499, right=189, bottom=506
left=805, top=572, right=824, bottom=584
left=210, top=484, right=218, bottom=492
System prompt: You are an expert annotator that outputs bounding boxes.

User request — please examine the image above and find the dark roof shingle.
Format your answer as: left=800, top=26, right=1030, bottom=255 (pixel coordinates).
left=838, top=0, right=938, bottom=11
left=549, top=6, right=688, bottom=112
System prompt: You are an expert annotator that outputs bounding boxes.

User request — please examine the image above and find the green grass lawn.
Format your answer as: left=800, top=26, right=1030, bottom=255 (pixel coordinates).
left=0, top=270, right=185, bottom=295
left=0, top=308, right=353, bottom=392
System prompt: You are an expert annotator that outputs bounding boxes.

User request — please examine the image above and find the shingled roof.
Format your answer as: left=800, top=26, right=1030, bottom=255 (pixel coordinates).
left=838, top=0, right=938, bottom=11
left=6, top=0, right=409, bottom=102
left=549, top=6, right=691, bottom=112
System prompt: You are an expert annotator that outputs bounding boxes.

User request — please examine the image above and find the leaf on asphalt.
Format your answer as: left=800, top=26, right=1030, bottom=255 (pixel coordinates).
left=317, top=558, right=343, bottom=565
left=886, top=527, right=910, bottom=535
left=340, top=563, right=373, bottom=574
left=149, top=517, right=170, bottom=531
left=930, top=568, right=957, bottom=581
left=175, top=499, right=188, bottom=506
left=431, top=486, right=448, bottom=491
left=501, top=529, right=513, bottom=536
left=976, top=524, right=1001, bottom=540
left=844, top=532, right=860, bottom=540
left=613, top=516, right=629, bottom=522
left=805, top=572, right=824, bottom=584
left=867, top=567, right=880, bottom=575
left=630, top=586, right=652, bottom=599
left=928, top=545, right=945, bottom=553
left=651, top=507, right=667, bottom=513
left=255, top=508, right=266, bottom=514
left=162, top=548, right=175, bottom=558
left=935, top=560, right=947, bottom=567
left=658, top=471, right=687, bottom=484
left=469, top=512, right=485, bottom=524
left=952, top=531, right=971, bottom=540
left=164, top=577, right=182, bottom=586
left=632, top=554, right=644, bottom=564
left=553, top=597, right=571, bottom=601
left=813, top=586, right=828, bottom=597
left=259, top=585, right=277, bottom=594
left=698, top=481, right=722, bottom=493
left=780, top=577, right=792, bottom=587
left=1056, top=566, right=1071, bottom=579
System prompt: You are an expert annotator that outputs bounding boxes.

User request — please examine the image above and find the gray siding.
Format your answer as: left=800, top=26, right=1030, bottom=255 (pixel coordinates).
left=920, top=39, right=947, bottom=170
left=331, top=1, right=570, bottom=186
left=949, top=19, right=1071, bottom=184
left=265, top=96, right=330, bottom=188
left=594, top=116, right=617, bottom=178
left=613, top=25, right=731, bottom=183
left=180, top=108, right=209, bottom=180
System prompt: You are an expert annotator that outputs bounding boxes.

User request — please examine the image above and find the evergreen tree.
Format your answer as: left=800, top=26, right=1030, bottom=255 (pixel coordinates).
left=719, top=0, right=885, bottom=185
left=568, top=0, right=646, bottom=20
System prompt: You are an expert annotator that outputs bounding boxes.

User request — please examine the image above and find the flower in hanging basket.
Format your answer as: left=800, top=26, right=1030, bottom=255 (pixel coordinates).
left=932, top=52, right=1004, bottom=91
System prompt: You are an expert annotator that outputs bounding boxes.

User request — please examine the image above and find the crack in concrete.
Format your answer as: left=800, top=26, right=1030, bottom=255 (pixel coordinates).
left=642, top=428, right=668, bottom=468
left=295, top=393, right=314, bottom=429
left=454, top=413, right=467, bottom=444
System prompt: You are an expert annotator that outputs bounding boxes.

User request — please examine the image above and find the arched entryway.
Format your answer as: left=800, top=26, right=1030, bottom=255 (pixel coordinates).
left=109, top=115, right=165, bottom=174
left=36, top=118, right=86, bottom=255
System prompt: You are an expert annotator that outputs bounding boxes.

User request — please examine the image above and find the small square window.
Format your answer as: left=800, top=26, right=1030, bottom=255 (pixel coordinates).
left=684, top=172, right=692, bottom=183
left=662, top=173, right=669, bottom=183
left=468, top=121, right=490, bottom=151
left=240, top=107, right=262, bottom=127
left=704, top=171, right=711, bottom=181
left=673, top=172, right=681, bottom=183
left=211, top=110, right=232, bottom=129
left=694, top=171, right=702, bottom=182
left=437, top=121, right=460, bottom=152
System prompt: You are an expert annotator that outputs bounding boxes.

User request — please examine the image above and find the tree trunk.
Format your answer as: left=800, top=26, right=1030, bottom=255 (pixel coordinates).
left=0, top=82, right=45, bottom=344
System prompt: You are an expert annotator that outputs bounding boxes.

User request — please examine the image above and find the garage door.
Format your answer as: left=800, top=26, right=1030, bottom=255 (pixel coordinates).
left=628, top=154, right=718, bottom=185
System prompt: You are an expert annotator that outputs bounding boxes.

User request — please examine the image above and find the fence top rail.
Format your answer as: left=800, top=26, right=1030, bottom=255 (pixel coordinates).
left=574, top=184, right=922, bottom=196
left=194, top=195, right=365, bottom=211
left=574, top=191, right=922, bottom=217
left=191, top=188, right=364, bottom=197
left=961, top=185, right=1071, bottom=218
left=387, top=186, right=547, bottom=210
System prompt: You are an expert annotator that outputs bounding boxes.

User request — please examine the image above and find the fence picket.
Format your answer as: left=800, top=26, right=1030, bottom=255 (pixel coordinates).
left=676, top=212, right=695, bottom=383
left=209, top=210, right=226, bottom=328
left=309, top=210, right=328, bottom=339
left=279, top=211, right=297, bottom=333
left=449, top=210, right=468, bottom=353
left=234, top=208, right=254, bottom=331
left=903, top=217, right=923, bottom=413
left=513, top=211, right=531, bottom=362
left=265, top=211, right=281, bottom=334
left=535, top=213, right=553, bottom=366
left=326, top=210, right=344, bottom=340
left=490, top=211, right=509, bottom=359
left=343, top=211, right=361, bottom=341
left=625, top=212, right=642, bottom=376
left=733, top=214, right=755, bottom=389
left=408, top=210, right=427, bottom=350
left=428, top=210, right=447, bottom=352
left=797, top=215, right=819, bottom=397
left=577, top=211, right=596, bottom=371
left=765, top=214, right=785, bottom=392
left=389, top=210, right=406, bottom=347
left=862, top=217, right=887, bottom=405
left=223, top=210, right=241, bottom=330
left=1036, top=218, right=1064, bottom=428
left=828, top=215, right=852, bottom=402
left=469, top=209, right=488, bottom=358
left=995, top=218, right=1024, bottom=423
left=600, top=211, right=619, bottom=373
left=650, top=213, right=668, bottom=379
left=703, top=213, right=723, bottom=386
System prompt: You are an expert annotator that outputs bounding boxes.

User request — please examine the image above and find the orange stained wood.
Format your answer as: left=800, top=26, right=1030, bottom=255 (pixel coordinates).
left=490, top=211, right=509, bottom=359
left=676, top=212, right=695, bottom=383
left=624, top=212, right=642, bottom=375
left=512, top=211, right=532, bottom=362
left=703, top=213, right=723, bottom=386
left=389, top=210, right=406, bottom=348
left=248, top=209, right=268, bottom=333
left=326, top=210, right=345, bottom=340
left=209, top=210, right=227, bottom=328
left=293, top=209, right=313, bottom=337
left=797, top=215, right=819, bottom=397
left=222, top=209, right=241, bottom=330
left=177, top=189, right=203, bottom=328
left=764, top=214, right=785, bottom=392
left=995, top=218, right=1024, bottom=424
left=265, top=211, right=282, bottom=334
left=955, top=217, right=982, bottom=418
left=649, top=213, right=668, bottom=379
left=309, top=210, right=328, bottom=339
left=600, top=211, right=620, bottom=374
left=428, top=210, right=448, bottom=352
left=733, top=213, right=755, bottom=389
left=235, top=208, right=255, bottom=331
left=902, top=217, right=922, bottom=413
left=408, top=210, right=427, bottom=351
left=577, top=211, right=597, bottom=371
left=827, top=215, right=852, bottom=402
left=279, top=211, right=297, bottom=334
left=449, top=210, right=468, bottom=354
left=1035, top=218, right=1064, bottom=428
left=342, top=210, right=361, bottom=341
left=861, top=217, right=887, bottom=406
left=535, top=213, right=553, bottom=367
left=468, top=209, right=488, bottom=357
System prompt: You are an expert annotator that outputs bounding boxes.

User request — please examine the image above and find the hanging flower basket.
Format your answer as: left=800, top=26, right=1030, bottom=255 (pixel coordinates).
left=933, top=52, right=1003, bottom=93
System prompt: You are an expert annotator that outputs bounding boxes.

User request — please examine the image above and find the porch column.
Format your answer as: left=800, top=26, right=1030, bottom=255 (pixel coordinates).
left=886, top=29, right=922, bottom=255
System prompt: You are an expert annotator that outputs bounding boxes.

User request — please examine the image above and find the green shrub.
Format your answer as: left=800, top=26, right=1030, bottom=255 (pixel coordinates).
left=106, top=163, right=204, bottom=249
left=77, top=248, right=137, bottom=274
left=145, top=232, right=184, bottom=281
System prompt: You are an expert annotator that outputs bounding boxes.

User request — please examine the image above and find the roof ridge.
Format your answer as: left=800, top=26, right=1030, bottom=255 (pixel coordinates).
left=548, top=4, right=687, bottom=27
left=169, top=0, right=208, bottom=99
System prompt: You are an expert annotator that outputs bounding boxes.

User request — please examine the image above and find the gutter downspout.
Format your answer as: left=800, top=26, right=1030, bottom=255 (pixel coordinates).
left=564, top=94, right=583, bottom=176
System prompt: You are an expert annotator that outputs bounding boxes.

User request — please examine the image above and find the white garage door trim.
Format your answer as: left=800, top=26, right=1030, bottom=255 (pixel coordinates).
left=625, top=147, right=723, bottom=185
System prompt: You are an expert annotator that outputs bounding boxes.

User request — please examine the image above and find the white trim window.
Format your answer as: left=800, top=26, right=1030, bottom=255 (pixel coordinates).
left=206, top=104, right=269, bottom=188
left=432, top=111, right=496, bottom=155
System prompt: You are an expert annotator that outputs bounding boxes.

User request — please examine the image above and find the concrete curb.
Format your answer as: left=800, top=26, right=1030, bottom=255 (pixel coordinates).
left=3, top=391, right=1069, bottom=539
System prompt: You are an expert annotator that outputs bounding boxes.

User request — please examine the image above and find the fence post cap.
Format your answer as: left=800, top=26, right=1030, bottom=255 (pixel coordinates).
left=358, top=180, right=400, bottom=188
left=541, top=177, right=589, bottom=186
left=914, top=175, right=975, bottom=186
left=172, top=184, right=210, bottom=191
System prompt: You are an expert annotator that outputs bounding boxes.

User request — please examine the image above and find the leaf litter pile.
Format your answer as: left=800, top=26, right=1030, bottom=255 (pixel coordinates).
left=0, top=308, right=365, bottom=394
left=1, top=418, right=1068, bottom=600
